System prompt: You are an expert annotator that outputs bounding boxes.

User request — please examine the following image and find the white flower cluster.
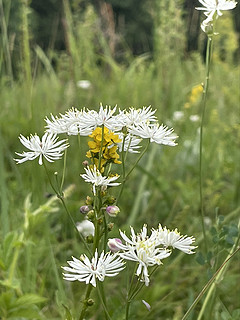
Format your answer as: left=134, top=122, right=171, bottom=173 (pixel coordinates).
left=62, top=224, right=196, bottom=287
left=15, top=105, right=178, bottom=165
left=196, top=0, right=237, bottom=33
left=45, top=104, right=178, bottom=147
left=108, top=224, right=197, bottom=286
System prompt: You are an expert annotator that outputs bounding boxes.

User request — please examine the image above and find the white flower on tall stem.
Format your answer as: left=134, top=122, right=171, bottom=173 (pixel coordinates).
left=114, top=225, right=171, bottom=286
left=80, top=166, right=120, bottom=194
left=196, top=0, right=237, bottom=31
left=154, top=224, right=197, bottom=254
left=129, top=122, right=178, bottom=146
left=62, top=250, right=125, bottom=287
left=15, top=132, right=69, bottom=165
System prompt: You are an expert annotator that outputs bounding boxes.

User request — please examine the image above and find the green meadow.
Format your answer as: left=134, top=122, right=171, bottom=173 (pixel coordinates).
left=0, top=1, right=239, bottom=319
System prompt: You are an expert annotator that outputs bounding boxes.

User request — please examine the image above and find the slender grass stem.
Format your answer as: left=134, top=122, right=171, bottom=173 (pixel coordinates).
left=199, top=35, right=213, bottom=253
left=181, top=245, right=240, bottom=320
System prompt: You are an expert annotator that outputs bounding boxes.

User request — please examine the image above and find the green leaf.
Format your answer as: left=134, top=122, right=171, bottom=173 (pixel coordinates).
left=14, top=294, right=47, bottom=307
left=195, top=252, right=205, bottom=265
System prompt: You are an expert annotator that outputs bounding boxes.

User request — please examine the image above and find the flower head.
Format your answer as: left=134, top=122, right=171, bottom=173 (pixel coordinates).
left=15, top=132, right=69, bottom=165
left=80, top=166, right=120, bottom=194
left=115, top=225, right=171, bottom=286
left=155, top=224, right=197, bottom=254
left=62, top=250, right=125, bottom=287
left=76, top=220, right=95, bottom=237
left=196, top=0, right=237, bottom=32
left=129, top=122, right=178, bottom=146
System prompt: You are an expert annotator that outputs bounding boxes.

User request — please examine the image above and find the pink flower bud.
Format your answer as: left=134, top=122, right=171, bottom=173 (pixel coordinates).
left=108, top=238, right=122, bottom=252
left=80, top=205, right=90, bottom=214
left=106, top=205, right=120, bottom=217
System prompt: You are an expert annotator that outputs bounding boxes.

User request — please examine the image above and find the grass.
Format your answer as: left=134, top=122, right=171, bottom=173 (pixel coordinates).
left=0, top=1, right=239, bottom=319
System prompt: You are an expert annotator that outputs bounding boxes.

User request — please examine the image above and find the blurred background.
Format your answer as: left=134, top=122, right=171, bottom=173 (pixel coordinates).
left=0, top=0, right=239, bottom=319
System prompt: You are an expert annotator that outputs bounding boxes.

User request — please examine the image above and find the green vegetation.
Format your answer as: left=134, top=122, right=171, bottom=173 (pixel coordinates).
left=0, top=0, right=239, bottom=319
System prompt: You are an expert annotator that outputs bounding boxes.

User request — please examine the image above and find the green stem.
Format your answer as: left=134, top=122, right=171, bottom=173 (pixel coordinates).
left=60, top=149, right=67, bottom=192
left=117, top=140, right=150, bottom=204
left=79, top=285, right=93, bottom=320
left=97, top=283, right=112, bottom=320
left=125, top=264, right=138, bottom=320
left=181, top=245, right=240, bottom=320
left=199, top=35, right=213, bottom=253
left=43, top=161, right=91, bottom=255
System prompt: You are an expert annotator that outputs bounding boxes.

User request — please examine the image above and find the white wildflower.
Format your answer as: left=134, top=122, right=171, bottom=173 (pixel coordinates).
left=129, top=122, right=178, bottom=146
left=155, top=224, right=197, bottom=254
left=196, top=0, right=237, bottom=32
left=76, top=80, right=92, bottom=89
left=62, top=250, right=125, bottom=287
left=116, top=225, right=171, bottom=286
left=76, top=220, right=95, bottom=237
left=80, top=166, right=120, bottom=194
left=15, top=132, right=69, bottom=165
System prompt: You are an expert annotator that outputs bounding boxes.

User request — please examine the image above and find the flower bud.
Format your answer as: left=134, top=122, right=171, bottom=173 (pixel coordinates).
left=80, top=205, right=90, bottom=214
left=76, top=220, right=95, bottom=237
left=107, top=222, right=114, bottom=231
left=108, top=238, right=122, bottom=252
left=86, top=210, right=95, bottom=221
left=106, top=205, right=120, bottom=217
left=86, top=235, right=94, bottom=243
left=105, top=195, right=116, bottom=205
left=82, top=160, right=89, bottom=167
left=87, top=299, right=94, bottom=306
left=86, top=196, right=93, bottom=205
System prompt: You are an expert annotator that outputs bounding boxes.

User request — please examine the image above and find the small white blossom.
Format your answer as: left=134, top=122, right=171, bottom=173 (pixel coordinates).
left=115, top=225, right=171, bottom=286
left=45, top=114, right=69, bottom=134
left=76, top=220, right=95, bottom=237
left=45, top=108, right=93, bottom=136
left=125, top=106, right=157, bottom=127
left=76, top=80, right=92, bottom=89
left=110, top=133, right=142, bottom=153
left=80, top=166, right=120, bottom=194
left=173, top=111, right=184, bottom=121
left=196, top=0, right=237, bottom=31
left=79, top=105, right=123, bottom=132
left=129, top=122, right=178, bottom=146
left=155, top=224, right=197, bottom=254
left=62, top=250, right=125, bottom=287
left=15, top=132, right=69, bottom=165
left=189, top=115, right=200, bottom=122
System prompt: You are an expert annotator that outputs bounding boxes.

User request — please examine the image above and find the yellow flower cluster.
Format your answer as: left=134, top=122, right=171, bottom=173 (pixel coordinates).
left=184, top=84, right=203, bottom=109
left=86, top=127, right=122, bottom=172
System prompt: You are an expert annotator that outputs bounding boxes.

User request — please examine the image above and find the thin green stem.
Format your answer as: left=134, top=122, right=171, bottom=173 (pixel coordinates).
left=98, top=125, right=105, bottom=171
left=181, top=246, right=240, bottom=320
left=125, top=264, right=138, bottom=320
left=60, top=149, right=67, bottom=192
left=117, top=140, right=150, bottom=204
left=79, top=285, right=93, bottom=320
left=199, top=35, right=213, bottom=254
left=97, top=283, right=112, bottom=320
left=43, top=161, right=91, bottom=255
